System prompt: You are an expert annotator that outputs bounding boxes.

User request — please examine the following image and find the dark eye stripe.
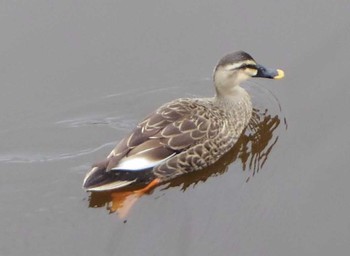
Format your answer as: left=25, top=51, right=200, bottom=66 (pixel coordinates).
left=230, top=64, right=257, bottom=71
left=240, top=64, right=257, bottom=70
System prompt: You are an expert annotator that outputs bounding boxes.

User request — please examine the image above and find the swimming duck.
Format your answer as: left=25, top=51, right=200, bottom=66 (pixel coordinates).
left=83, top=51, right=284, bottom=192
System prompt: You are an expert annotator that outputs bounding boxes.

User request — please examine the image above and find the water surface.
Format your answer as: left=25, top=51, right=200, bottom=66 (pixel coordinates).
left=1, top=1, right=350, bottom=256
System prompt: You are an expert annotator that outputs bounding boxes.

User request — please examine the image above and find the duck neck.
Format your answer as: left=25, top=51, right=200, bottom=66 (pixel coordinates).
left=213, top=85, right=252, bottom=119
left=214, top=84, right=250, bottom=103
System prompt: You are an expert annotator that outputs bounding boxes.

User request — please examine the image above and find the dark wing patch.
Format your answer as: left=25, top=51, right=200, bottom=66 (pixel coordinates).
left=165, top=132, right=194, bottom=150
left=161, top=123, right=182, bottom=137
left=179, top=119, right=197, bottom=131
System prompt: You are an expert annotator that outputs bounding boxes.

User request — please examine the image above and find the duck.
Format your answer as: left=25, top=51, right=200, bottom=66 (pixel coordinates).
left=83, top=51, right=284, bottom=192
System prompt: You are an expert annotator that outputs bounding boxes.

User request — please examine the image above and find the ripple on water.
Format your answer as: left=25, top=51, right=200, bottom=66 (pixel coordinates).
left=56, top=115, right=137, bottom=130
left=0, top=141, right=116, bottom=164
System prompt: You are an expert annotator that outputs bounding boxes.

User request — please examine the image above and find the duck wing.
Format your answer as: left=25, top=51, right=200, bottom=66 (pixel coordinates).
left=107, top=99, right=219, bottom=172
left=83, top=99, right=222, bottom=191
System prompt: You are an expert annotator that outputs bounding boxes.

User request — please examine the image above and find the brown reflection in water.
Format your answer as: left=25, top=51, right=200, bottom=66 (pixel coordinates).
left=88, top=108, right=284, bottom=218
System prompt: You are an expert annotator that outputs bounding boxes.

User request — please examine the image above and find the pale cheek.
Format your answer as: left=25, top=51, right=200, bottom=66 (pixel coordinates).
left=245, top=68, right=258, bottom=77
left=214, top=70, right=229, bottom=86
left=236, top=72, right=250, bottom=84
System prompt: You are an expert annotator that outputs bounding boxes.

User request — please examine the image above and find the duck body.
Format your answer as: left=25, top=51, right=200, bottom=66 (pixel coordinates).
left=150, top=93, right=252, bottom=179
left=83, top=51, right=284, bottom=191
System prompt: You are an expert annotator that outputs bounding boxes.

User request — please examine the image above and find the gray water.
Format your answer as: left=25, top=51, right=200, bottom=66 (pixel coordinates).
left=1, top=1, right=350, bottom=256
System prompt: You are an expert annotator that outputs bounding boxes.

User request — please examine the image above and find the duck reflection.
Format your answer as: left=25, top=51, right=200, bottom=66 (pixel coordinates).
left=88, top=107, right=285, bottom=218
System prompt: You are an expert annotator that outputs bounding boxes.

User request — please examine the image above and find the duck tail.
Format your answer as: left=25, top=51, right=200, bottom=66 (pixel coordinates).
left=83, top=159, right=155, bottom=192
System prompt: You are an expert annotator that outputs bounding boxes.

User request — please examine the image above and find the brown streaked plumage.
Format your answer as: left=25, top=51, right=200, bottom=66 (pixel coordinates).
left=83, top=51, right=284, bottom=192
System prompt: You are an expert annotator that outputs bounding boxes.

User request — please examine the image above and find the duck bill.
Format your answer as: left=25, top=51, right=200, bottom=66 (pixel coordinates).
left=254, top=64, right=284, bottom=79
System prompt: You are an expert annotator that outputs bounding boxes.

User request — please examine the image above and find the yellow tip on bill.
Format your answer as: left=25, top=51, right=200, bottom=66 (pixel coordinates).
left=274, top=69, right=285, bottom=79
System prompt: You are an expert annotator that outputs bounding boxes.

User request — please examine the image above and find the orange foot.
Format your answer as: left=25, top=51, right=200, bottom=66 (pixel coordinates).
left=134, top=178, right=161, bottom=195
left=110, top=178, right=161, bottom=219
